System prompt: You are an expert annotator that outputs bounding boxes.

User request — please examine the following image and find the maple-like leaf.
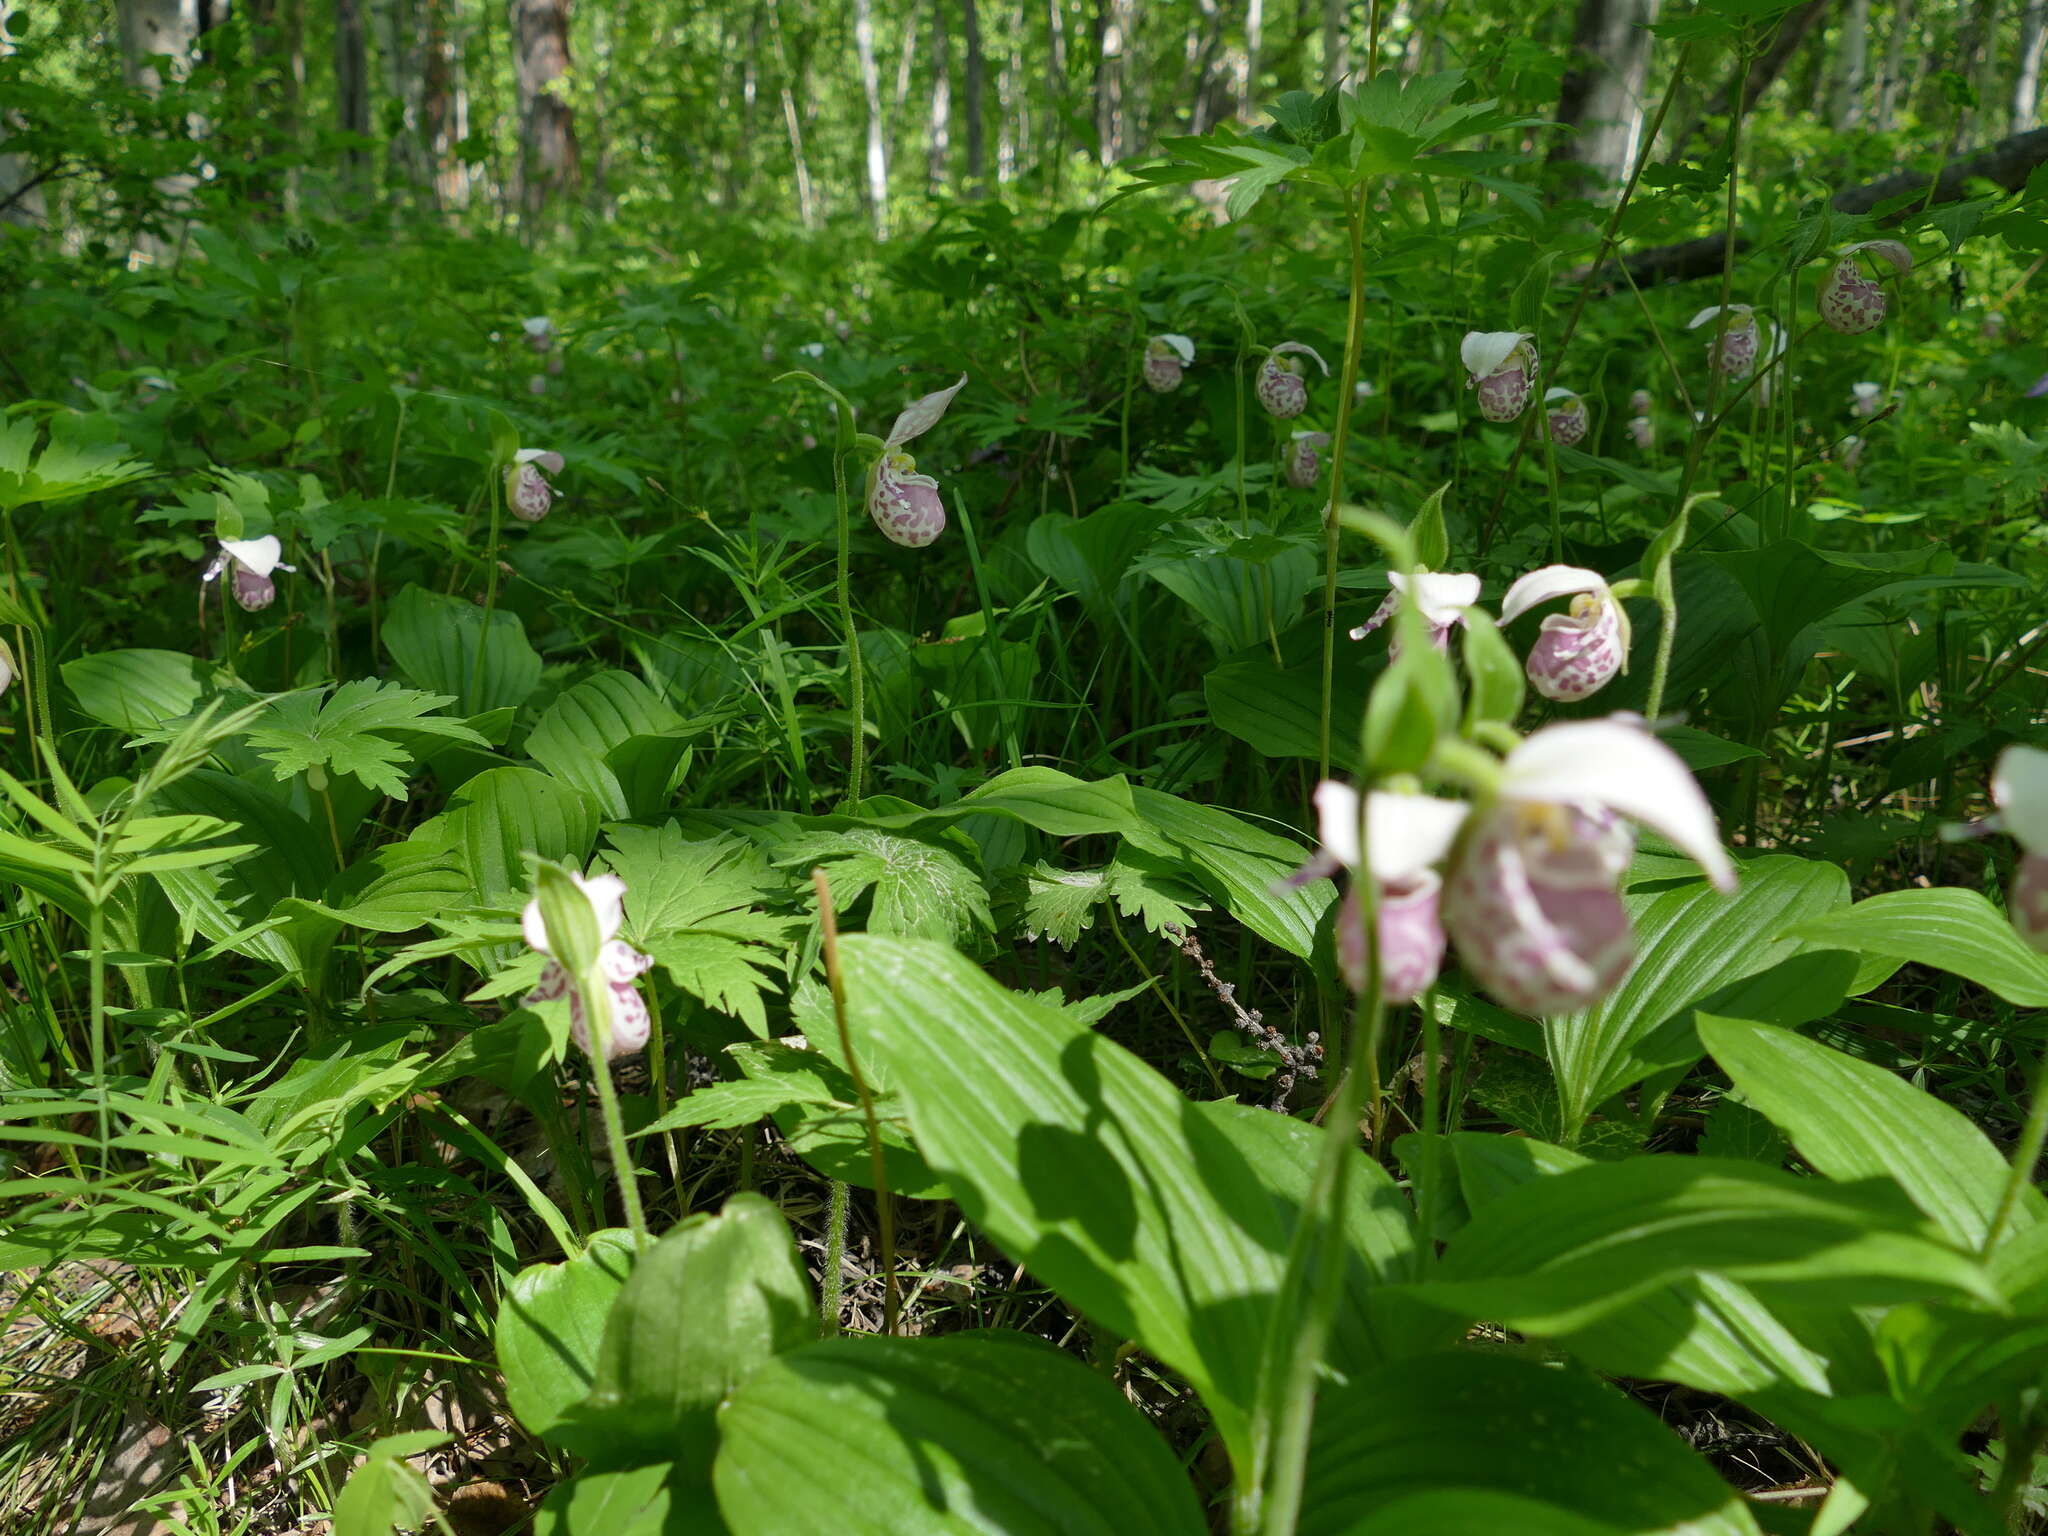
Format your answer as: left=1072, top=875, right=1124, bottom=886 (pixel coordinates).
left=243, top=680, right=489, bottom=800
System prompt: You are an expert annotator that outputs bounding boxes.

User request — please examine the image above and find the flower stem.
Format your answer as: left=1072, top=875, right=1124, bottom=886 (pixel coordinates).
left=812, top=868, right=898, bottom=1334
left=470, top=468, right=505, bottom=712
left=1318, top=186, right=1371, bottom=782
left=578, top=961, right=650, bottom=1249
left=834, top=425, right=867, bottom=808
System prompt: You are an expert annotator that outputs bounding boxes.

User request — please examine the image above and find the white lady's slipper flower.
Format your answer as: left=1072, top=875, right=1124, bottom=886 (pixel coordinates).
left=202, top=534, right=296, bottom=613
left=1143, top=334, right=1195, bottom=393
left=1850, top=381, right=1885, bottom=418
left=1689, top=304, right=1760, bottom=380
left=867, top=373, right=967, bottom=548
left=522, top=316, right=555, bottom=353
left=1502, top=566, right=1628, bottom=702
left=798, top=341, right=827, bottom=359
left=1461, top=331, right=1538, bottom=423
left=506, top=448, right=566, bottom=523
left=1300, top=782, right=1469, bottom=1003
left=1256, top=342, right=1329, bottom=420
left=1443, top=718, right=1735, bottom=1015
left=520, top=871, right=656, bottom=1060
left=1354, top=378, right=1378, bottom=403
left=1544, top=387, right=1588, bottom=447
left=1819, top=240, right=1912, bottom=335
left=1993, top=746, right=2048, bottom=951
left=1350, top=569, right=1483, bottom=653
left=1840, top=434, right=1866, bottom=470
left=1285, top=429, right=1331, bottom=489
left=1627, top=415, right=1654, bottom=451
left=1983, top=311, right=2006, bottom=342
left=1629, top=388, right=1653, bottom=415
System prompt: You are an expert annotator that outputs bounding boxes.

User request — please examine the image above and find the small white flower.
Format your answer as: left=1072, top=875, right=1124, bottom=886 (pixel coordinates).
left=1350, top=570, right=1483, bottom=651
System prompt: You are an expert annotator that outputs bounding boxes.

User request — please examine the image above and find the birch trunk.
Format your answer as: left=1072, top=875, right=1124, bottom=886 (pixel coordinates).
left=1550, top=0, right=1660, bottom=194
left=2017, top=0, right=2048, bottom=131
left=511, top=0, right=579, bottom=226
left=1873, top=0, right=1913, bottom=130
left=927, top=0, right=951, bottom=188
left=1829, top=0, right=1868, bottom=128
left=853, top=0, right=890, bottom=234
left=962, top=0, right=987, bottom=183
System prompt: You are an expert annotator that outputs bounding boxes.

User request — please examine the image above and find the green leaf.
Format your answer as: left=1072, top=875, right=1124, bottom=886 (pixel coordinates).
left=533, top=1463, right=705, bottom=1536
left=1206, top=650, right=1370, bottom=774
left=1421, top=1155, right=1999, bottom=1335
left=412, top=766, right=601, bottom=909
left=637, top=1076, right=838, bottom=1134
left=496, top=1230, right=637, bottom=1445
left=1409, top=482, right=1450, bottom=571
left=1544, top=855, right=1852, bottom=1136
left=383, top=583, right=542, bottom=716
left=1130, top=785, right=1333, bottom=960
left=330, top=1430, right=450, bottom=1536
left=837, top=935, right=1413, bottom=1466
left=527, top=670, right=691, bottom=819
left=713, top=1333, right=1207, bottom=1536
left=243, top=680, right=487, bottom=800
left=773, top=827, right=992, bottom=947
left=1700, top=1014, right=2045, bottom=1251
left=1785, top=887, right=2048, bottom=1006
left=1300, top=1351, right=1761, bottom=1536
left=62, top=649, right=206, bottom=732
left=577, top=1194, right=812, bottom=1478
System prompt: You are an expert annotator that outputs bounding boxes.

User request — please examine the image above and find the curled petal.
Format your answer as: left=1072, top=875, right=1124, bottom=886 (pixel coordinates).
left=1392, top=570, right=1483, bottom=627
left=1312, top=781, right=1469, bottom=882
left=1153, top=333, right=1196, bottom=364
left=1993, top=745, right=2048, bottom=855
left=1271, top=340, right=1330, bottom=375
left=1460, top=331, right=1534, bottom=382
left=1501, top=719, right=1735, bottom=892
left=515, top=447, right=567, bottom=474
left=1845, top=239, right=1913, bottom=273
left=1501, top=565, right=1609, bottom=624
left=883, top=372, right=968, bottom=449
left=220, top=535, right=287, bottom=579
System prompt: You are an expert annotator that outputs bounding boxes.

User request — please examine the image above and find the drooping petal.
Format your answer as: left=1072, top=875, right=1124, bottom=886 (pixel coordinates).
left=883, top=373, right=968, bottom=449
left=1271, top=340, right=1330, bottom=375
left=1392, top=570, right=1483, bottom=627
left=1156, top=333, right=1196, bottom=364
left=1501, top=565, right=1608, bottom=624
left=1501, top=719, right=1736, bottom=891
left=1460, top=331, right=1532, bottom=382
left=521, top=870, right=629, bottom=956
left=220, top=535, right=286, bottom=579
left=515, top=447, right=567, bottom=474
left=1993, top=745, right=2048, bottom=855
left=1845, top=239, right=1913, bottom=273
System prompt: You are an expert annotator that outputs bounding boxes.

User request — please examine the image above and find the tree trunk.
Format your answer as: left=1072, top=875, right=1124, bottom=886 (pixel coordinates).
left=1094, top=0, right=1133, bottom=162
left=1872, top=0, right=1913, bottom=130
left=962, top=0, right=987, bottom=183
left=420, top=0, right=467, bottom=209
left=511, top=0, right=578, bottom=227
left=926, top=0, right=951, bottom=188
left=1320, top=0, right=1344, bottom=87
left=1550, top=0, right=1659, bottom=193
left=372, top=0, right=425, bottom=202
left=117, top=0, right=200, bottom=92
left=2016, top=0, right=2048, bottom=131
left=885, top=8, right=918, bottom=171
left=769, top=0, right=818, bottom=226
left=1829, top=0, right=1868, bottom=128
left=0, top=1, right=42, bottom=229
left=333, top=0, right=371, bottom=201
left=1244, top=0, right=1264, bottom=117
left=853, top=0, right=890, bottom=234
left=998, top=30, right=1021, bottom=180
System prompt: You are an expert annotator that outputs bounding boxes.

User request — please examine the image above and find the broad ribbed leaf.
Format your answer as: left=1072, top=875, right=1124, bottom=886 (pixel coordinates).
left=63, top=649, right=206, bottom=732
left=1131, top=786, right=1332, bottom=958
left=1340, top=1492, right=1627, bottom=1536
left=838, top=935, right=1410, bottom=1464
left=383, top=583, right=542, bottom=716
left=527, top=669, right=691, bottom=819
left=1205, top=651, right=1371, bottom=774
left=1544, top=855, right=1851, bottom=1136
left=1786, top=888, right=2048, bottom=1006
left=415, top=766, right=600, bottom=908
left=496, top=1230, right=636, bottom=1444
left=1700, top=1014, right=2045, bottom=1251
left=714, top=1334, right=1206, bottom=1536
left=1422, top=1155, right=1997, bottom=1335
left=1300, top=1351, right=1760, bottom=1536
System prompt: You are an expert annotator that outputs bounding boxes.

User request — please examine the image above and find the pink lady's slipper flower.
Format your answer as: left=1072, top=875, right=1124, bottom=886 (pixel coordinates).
left=203, top=535, right=296, bottom=613
left=1285, top=430, right=1331, bottom=489
left=1627, top=415, right=1655, bottom=451
left=1443, top=718, right=1736, bottom=1015
left=1689, top=305, right=1760, bottom=381
left=1544, top=387, right=1588, bottom=447
left=1462, top=331, right=1538, bottom=423
left=523, top=316, right=555, bottom=354
left=1818, top=240, right=1912, bottom=335
left=1300, top=782, right=1469, bottom=1003
left=1629, top=389, right=1652, bottom=414
left=1256, top=342, right=1329, bottom=420
left=506, top=448, right=566, bottom=522
left=1350, top=570, right=1483, bottom=653
left=1850, top=381, right=1885, bottom=419
left=1502, top=565, right=1629, bottom=703
left=867, top=372, right=968, bottom=548
left=1992, top=746, right=2048, bottom=951
left=1840, top=434, right=1866, bottom=470
left=1983, top=312, right=2007, bottom=343
left=521, top=870, right=655, bottom=1060
left=1143, top=334, right=1195, bottom=393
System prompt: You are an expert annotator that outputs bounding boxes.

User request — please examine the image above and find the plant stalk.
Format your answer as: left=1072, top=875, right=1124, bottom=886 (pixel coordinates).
left=1318, top=186, right=1372, bottom=781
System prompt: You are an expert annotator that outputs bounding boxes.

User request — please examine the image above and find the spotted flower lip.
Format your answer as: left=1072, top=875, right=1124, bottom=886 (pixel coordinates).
left=1543, top=386, right=1588, bottom=446
left=1349, top=570, right=1483, bottom=645
left=1503, top=565, right=1629, bottom=703
left=1256, top=341, right=1330, bottom=418
left=1688, top=304, right=1760, bottom=378
left=520, top=871, right=654, bottom=1060
left=1303, top=782, right=1466, bottom=1004
left=868, top=373, right=967, bottom=547
left=507, top=448, right=565, bottom=522
left=1144, top=334, right=1194, bottom=392
left=1462, top=331, right=1538, bottom=423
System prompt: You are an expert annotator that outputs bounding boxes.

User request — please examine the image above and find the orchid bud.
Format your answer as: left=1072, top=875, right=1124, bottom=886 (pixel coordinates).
left=1285, top=430, right=1330, bottom=489
left=1627, top=415, right=1654, bottom=451
left=1503, top=566, right=1629, bottom=703
left=1818, top=240, right=1912, bottom=335
left=506, top=449, right=565, bottom=523
left=1543, top=387, right=1588, bottom=447
left=1462, top=331, right=1538, bottom=423
left=1143, top=334, right=1195, bottom=393
left=1628, top=389, right=1652, bottom=415
left=1257, top=342, right=1329, bottom=420
left=1688, top=305, right=1760, bottom=380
